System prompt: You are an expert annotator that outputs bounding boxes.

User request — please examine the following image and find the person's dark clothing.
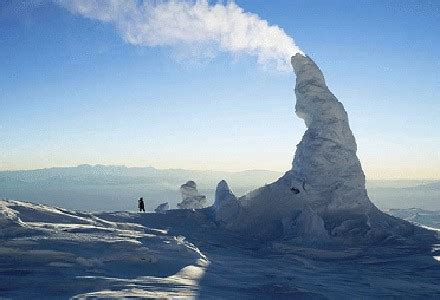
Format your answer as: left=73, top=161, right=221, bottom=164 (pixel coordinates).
left=139, top=198, right=145, bottom=212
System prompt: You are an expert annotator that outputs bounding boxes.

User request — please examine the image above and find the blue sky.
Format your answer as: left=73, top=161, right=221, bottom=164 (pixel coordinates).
left=1, top=0, right=439, bottom=179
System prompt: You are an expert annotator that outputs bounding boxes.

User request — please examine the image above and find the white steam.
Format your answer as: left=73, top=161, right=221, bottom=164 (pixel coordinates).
left=56, top=0, right=302, bottom=70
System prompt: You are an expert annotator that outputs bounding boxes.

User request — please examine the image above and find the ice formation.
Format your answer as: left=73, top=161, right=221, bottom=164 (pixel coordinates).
left=214, top=54, right=424, bottom=244
left=155, top=202, right=170, bottom=213
left=213, top=180, right=240, bottom=224
left=290, top=53, right=372, bottom=214
left=177, top=181, right=207, bottom=209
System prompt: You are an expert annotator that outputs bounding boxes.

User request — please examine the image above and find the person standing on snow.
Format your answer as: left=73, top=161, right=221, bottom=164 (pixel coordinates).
left=138, top=197, right=145, bottom=212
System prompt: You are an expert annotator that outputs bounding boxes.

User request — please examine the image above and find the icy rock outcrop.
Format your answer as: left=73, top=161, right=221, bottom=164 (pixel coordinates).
left=216, top=54, right=420, bottom=244
left=177, top=181, right=207, bottom=209
left=155, top=202, right=169, bottom=214
left=213, top=180, right=240, bottom=224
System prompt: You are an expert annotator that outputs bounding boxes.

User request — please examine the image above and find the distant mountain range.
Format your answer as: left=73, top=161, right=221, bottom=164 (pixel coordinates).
left=1, top=165, right=440, bottom=211
left=0, top=164, right=282, bottom=188
left=0, top=165, right=282, bottom=211
left=412, top=181, right=440, bottom=190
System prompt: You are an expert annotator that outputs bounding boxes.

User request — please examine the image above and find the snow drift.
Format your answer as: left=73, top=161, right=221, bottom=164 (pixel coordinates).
left=0, top=199, right=208, bottom=298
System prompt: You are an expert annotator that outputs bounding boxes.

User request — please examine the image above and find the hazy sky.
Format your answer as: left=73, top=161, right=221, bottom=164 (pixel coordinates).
left=1, top=0, right=439, bottom=179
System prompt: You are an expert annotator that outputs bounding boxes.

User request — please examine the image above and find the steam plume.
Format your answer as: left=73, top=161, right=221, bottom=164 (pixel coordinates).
left=56, top=0, right=302, bottom=70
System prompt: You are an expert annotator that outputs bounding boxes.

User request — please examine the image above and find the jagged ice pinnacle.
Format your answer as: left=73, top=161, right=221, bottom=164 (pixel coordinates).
left=213, top=53, right=424, bottom=244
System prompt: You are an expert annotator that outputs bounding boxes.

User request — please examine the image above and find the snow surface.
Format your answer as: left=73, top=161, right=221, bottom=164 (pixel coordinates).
left=1, top=199, right=440, bottom=299
left=0, top=200, right=207, bottom=299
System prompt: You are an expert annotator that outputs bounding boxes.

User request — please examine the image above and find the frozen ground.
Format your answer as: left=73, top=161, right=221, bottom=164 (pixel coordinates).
left=1, top=200, right=439, bottom=299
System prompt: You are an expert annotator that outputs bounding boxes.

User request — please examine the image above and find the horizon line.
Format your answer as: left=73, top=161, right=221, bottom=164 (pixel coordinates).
left=1, top=164, right=439, bottom=181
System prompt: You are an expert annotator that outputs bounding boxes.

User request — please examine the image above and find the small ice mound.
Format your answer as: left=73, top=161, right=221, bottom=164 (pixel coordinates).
left=170, top=265, right=206, bottom=283
left=177, top=181, right=207, bottom=209
left=213, top=180, right=240, bottom=224
left=155, top=202, right=170, bottom=214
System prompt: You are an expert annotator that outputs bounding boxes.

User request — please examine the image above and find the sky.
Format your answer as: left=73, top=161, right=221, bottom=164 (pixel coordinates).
left=0, top=0, right=439, bottom=179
